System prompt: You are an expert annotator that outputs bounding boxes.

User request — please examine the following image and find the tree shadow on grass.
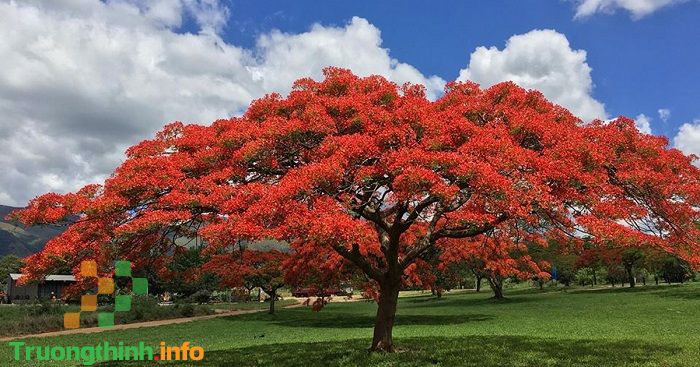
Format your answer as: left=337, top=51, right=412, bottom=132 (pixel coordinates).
left=247, top=312, right=493, bottom=329
left=648, top=285, right=700, bottom=300
left=567, top=285, right=675, bottom=295
left=403, top=294, right=533, bottom=308
left=98, top=335, right=681, bottom=367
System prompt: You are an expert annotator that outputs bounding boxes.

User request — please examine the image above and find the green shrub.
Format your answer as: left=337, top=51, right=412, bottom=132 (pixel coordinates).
left=179, top=303, right=195, bottom=317
left=190, top=290, right=212, bottom=304
left=0, top=294, right=215, bottom=337
left=21, top=299, right=66, bottom=316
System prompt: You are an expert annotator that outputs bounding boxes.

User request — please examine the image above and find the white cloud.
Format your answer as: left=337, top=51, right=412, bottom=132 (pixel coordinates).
left=634, top=114, right=653, bottom=134
left=674, top=120, right=700, bottom=163
left=457, top=29, right=607, bottom=123
left=573, top=0, right=688, bottom=19
left=249, top=17, right=445, bottom=99
left=182, top=0, right=231, bottom=35
left=658, top=108, right=671, bottom=123
left=6, top=3, right=662, bottom=207
left=0, top=1, right=445, bottom=206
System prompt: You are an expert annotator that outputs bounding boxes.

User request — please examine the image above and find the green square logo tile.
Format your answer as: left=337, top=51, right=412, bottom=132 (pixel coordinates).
left=115, top=261, right=131, bottom=277
left=98, top=313, right=114, bottom=328
left=132, top=278, right=148, bottom=295
left=115, top=295, right=131, bottom=312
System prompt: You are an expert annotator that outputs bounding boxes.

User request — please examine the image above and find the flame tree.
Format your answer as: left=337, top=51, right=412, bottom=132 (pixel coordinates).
left=9, top=68, right=700, bottom=352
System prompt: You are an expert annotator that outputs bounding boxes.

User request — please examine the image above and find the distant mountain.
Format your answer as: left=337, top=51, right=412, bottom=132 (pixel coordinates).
left=0, top=205, right=70, bottom=257
left=0, top=204, right=290, bottom=258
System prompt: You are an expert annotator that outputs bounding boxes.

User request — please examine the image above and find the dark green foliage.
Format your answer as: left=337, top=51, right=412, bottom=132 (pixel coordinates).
left=0, top=254, right=22, bottom=289
left=108, top=296, right=212, bottom=324
left=22, top=299, right=64, bottom=316
left=605, top=265, right=628, bottom=287
left=621, top=248, right=645, bottom=287
left=556, top=268, right=576, bottom=287
left=190, top=290, right=212, bottom=304
left=178, top=303, right=195, bottom=317
left=659, top=256, right=694, bottom=283
left=165, top=247, right=219, bottom=298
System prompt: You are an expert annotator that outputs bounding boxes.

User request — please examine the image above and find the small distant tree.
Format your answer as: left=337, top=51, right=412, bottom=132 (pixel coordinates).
left=621, top=248, right=645, bottom=288
left=557, top=267, right=576, bottom=287
left=462, top=256, right=487, bottom=292
left=248, top=251, right=287, bottom=314
left=407, top=247, right=471, bottom=298
left=645, top=249, right=667, bottom=285
left=659, top=256, right=694, bottom=284
left=163, top=247, right=219, bottom=298
left=585, top=245, right=650, bottom=288
left=0, top=255, right=22, bottom=290
left=440, top=225, right=550, bottom=299
left=576, top=248, right=605, bottom=286
left=605, top=265, right=627, bottom=287
left=530, top=239, right=577, bottom=288
left=438, top=260, right=472, bottom=291
left=205, top=250, right=287, bottom=314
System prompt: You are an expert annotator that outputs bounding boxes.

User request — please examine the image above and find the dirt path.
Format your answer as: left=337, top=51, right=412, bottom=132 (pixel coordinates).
left=0, top=302, right=304, bottom=342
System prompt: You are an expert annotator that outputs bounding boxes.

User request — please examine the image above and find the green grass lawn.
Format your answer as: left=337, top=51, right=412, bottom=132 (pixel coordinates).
left=207, top=299, right=297, bottom=311
left=3, top=283, right=700, bottom=366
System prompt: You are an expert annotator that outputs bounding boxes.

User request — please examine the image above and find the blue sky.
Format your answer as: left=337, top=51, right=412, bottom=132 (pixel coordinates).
left=0, top=0, right=698, bottom=206
left=213, top=0, right=700, bottom=138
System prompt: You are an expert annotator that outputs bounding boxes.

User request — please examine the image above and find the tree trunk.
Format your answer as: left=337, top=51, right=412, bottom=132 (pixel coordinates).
left=268, top=287, right=276, bottom=314
left=475, top=276, right=482, bottom=292
left=654, top=275, right=659, bottom=285
left=626, top=266, right=635, bottom=288
left=592, top=269, right=597, bottom=286
left=370, top=280, right=400, bottom=352
left=488, top=276, right=504, bottom=299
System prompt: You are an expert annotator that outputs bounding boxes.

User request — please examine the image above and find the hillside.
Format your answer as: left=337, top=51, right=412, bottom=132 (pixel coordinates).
left=0, top=205, right=69, bottom=257
left=0, top=205, right=289, bottom=257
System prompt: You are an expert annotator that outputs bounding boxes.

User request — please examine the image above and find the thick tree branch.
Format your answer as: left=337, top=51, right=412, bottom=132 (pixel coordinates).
left=434, top=213, right=510, bottom=239
left=331, top=243, right=383, bottom=281
left=399, top=196, right=439, bottom=231
left=400, top=213, right=509, bottom=269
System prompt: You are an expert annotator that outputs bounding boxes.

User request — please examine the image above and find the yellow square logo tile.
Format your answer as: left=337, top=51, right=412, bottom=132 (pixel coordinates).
left=97, top=278, right=114, bottom=295
left=81, top=295, right=97, bottom=312
left=64, top=312, right=81, bottom=329
left=80, top=260, right=98, bottom=278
